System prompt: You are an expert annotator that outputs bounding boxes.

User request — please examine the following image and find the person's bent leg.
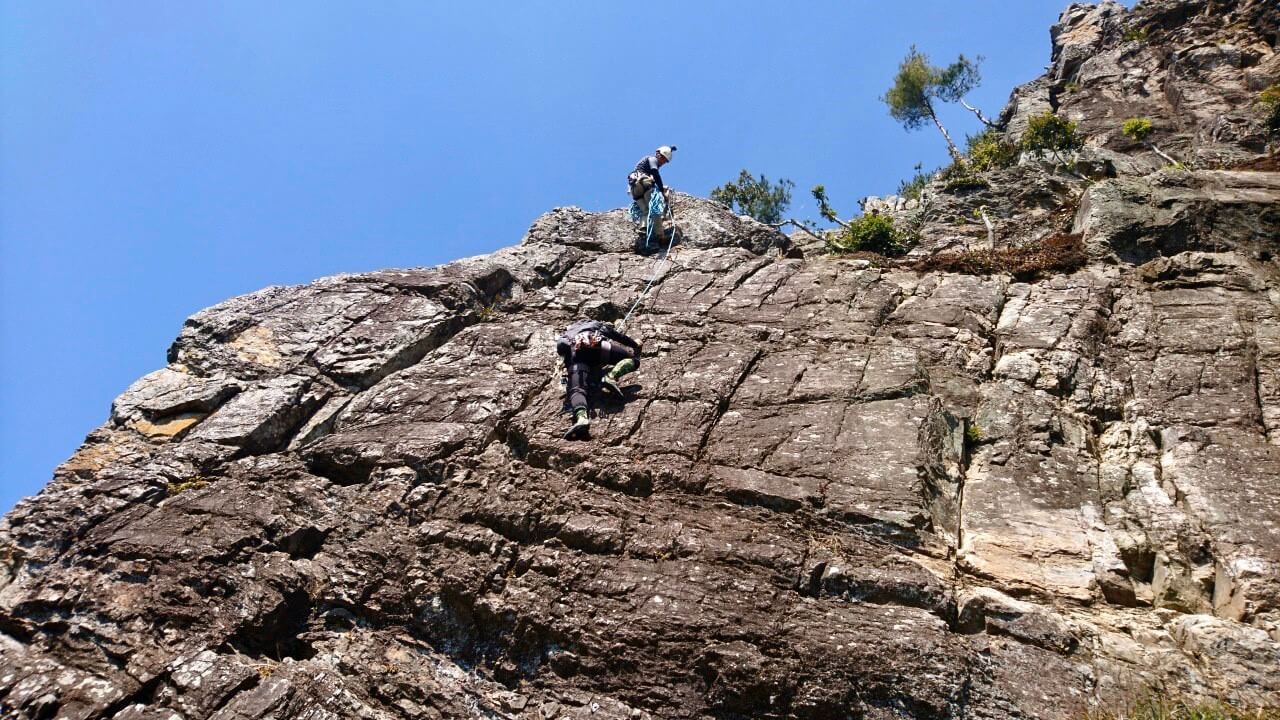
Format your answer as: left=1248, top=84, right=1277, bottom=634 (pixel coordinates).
left=650, top=209, right=666, bottom=243
left=629, top=185, right=646, bottom=221
left=601, top=345, right=639, bottom=398
left=564, top=358, right=592, bottom=439
left=567, top=358, right=590, bottom=412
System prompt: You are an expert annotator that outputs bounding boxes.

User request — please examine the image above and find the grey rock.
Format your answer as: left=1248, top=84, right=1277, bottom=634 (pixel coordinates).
left=1050, top=2, right=1126, bottom=83
left=524, top=192, right=786, bottom=257
left=112, top=368, right=242, bottom=425
left=1074, top=170, right=1280, bottom=263
left=187, top=374, right=320, bottom=453
left=4, top=1, right=1280, bottom=718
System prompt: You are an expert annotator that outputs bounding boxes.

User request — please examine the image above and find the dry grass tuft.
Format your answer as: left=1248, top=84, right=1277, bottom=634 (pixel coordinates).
left=912, top=232, right=1086, bottom=281
left=1228, top=155, right=1280, bottom=172
left=1083, top=696, right=1280, bottom=720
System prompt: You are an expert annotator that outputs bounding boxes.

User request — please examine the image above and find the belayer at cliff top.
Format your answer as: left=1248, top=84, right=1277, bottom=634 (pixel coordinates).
left=627, top=145, right=676, bottom=249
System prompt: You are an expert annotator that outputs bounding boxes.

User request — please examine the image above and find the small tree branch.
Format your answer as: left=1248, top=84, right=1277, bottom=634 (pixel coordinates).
left=770, top=219, right=828, bottom=242
left=928, top=105, right=963, bottom=161
left=811, top=185, right=852, bottom=229
left=977, top=205, right=995, bottom=248
left=1046, top=150, right=1090, bottom=181
left=1148, top=142, right=1180, bottom=166
left=960, top=97, right=998, bottom=128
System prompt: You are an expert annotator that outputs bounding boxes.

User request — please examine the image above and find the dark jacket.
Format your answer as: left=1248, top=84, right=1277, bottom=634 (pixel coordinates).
left=633, top=155, right=665, bottom=193
left=556, top=320, right=640, bottom=361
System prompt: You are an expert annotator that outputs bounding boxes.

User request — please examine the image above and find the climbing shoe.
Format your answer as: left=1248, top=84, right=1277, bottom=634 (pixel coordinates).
left=602, top=358, right=637, bottom=398
left=601, top=375, right=623, bottom=398
left=563, top=409, right=590, bottom=440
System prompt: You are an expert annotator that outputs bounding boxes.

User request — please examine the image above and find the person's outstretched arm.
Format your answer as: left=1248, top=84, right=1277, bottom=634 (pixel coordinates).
left=603, top=325, right=641, bottom=351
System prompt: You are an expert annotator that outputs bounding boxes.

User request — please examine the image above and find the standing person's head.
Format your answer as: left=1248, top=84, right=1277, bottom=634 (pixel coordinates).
left=656, top=145, right=676, bottom=166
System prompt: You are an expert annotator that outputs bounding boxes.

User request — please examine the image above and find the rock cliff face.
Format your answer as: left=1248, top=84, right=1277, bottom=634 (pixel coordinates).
left=3, top=2, right=1279, bottom=718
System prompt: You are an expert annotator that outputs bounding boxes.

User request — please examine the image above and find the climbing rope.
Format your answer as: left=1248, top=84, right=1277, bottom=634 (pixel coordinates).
left=620, top=190, right=679, bottom=329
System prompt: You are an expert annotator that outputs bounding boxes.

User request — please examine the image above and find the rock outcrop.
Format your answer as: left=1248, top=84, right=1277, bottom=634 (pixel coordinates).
left=3, top=1, right=1279, bottom=718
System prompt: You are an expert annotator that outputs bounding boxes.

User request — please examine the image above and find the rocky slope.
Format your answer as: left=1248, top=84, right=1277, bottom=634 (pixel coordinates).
left=3, top=1, right=1279, bottom=718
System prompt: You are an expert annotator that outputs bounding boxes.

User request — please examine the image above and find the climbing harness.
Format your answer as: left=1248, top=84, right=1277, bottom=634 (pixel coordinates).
left=571, top=330, right=604, bottom=353
left=620, top=190, right=678, bottom=329
left=626, top=183, right=665, bottom=224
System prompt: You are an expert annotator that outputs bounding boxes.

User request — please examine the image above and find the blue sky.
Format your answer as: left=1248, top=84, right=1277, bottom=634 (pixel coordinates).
left=1, top=1, right=1111, bottom=512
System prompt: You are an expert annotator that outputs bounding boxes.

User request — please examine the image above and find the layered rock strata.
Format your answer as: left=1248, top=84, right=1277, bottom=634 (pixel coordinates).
left=3, top=0, right=1279, bottom=717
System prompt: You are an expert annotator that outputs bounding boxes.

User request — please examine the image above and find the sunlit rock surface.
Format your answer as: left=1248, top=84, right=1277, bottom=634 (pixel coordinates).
left=3, top=0, right=1279, bottom=717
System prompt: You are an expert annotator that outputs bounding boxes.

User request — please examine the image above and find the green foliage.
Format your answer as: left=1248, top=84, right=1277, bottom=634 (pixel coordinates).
left=941, top=173, right=990, bottom=193
left=897, top=163, right=933, bottom=201
left=882, top=45, right=981, bottom=156
left=965, top=425, right=985, bottom=444
left=811, top=184, right=841, bottom=224
left=930, top=128, right=1017, bottom=194
left=936, top=160, right=991, bottom=193
left=812, top=185, right=915, bottom=256
left=475, top=302, right=501, bottom=322
left=965, top=128, right=1019, bottom=172
left=1260, top=85, right=1280, bottom=135
left=884, top=47, right=934, bottom=130
left=1063, top=81, right=1081, bottom=94
left=710, top=169, right=795, bottom=224
left=931, top=53, right=982, bottom=104
left=168, top=478, right=210, bottom=496
left=1122, top=117, right=1154, bottom=142
left=1121, top=27, right=1149, bottom=43
left=827, top=213, right=911, bottom=256
left=1021, top=112, right=1084, bottom=154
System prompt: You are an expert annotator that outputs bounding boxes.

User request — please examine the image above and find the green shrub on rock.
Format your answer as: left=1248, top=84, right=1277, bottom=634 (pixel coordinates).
left=1260, top=85, right=1280, bottom=135
left=1022, top=112, right=1084, bottom=154
left=1121, top=27, right=1149, bottom=44
left=940, top=172, right=990, bottom=193
left=935, top=159, right=991, bottom=194
left=1121, top=116, right=1186, bottom=167
left=928, top=129, right=1017, bottom=194
left=710, top=169, right=795, bottom=224
left=965, top=128, right=1020, bottom=172
left=827, top=213, right=911, bottom=256
left=1121, top=117, right=1154, bottom=142
left=168, top=478, right=210, bottom=496
left=897, top=163, right=933, bottom=201
left=965, top=424, right=985, bottom=444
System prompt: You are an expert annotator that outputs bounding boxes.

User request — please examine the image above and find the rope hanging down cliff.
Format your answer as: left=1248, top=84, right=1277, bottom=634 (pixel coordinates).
left=620, top=190, right=679, bottom=329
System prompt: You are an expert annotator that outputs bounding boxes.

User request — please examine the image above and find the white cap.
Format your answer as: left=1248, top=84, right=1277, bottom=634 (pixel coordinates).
left=656, top=145, right=676, bottom=161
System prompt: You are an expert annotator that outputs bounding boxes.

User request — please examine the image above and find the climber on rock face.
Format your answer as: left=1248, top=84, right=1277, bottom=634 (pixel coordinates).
left=556, top=319, right=642, bottom=440
left=628, top=145, right=676, bottom=248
